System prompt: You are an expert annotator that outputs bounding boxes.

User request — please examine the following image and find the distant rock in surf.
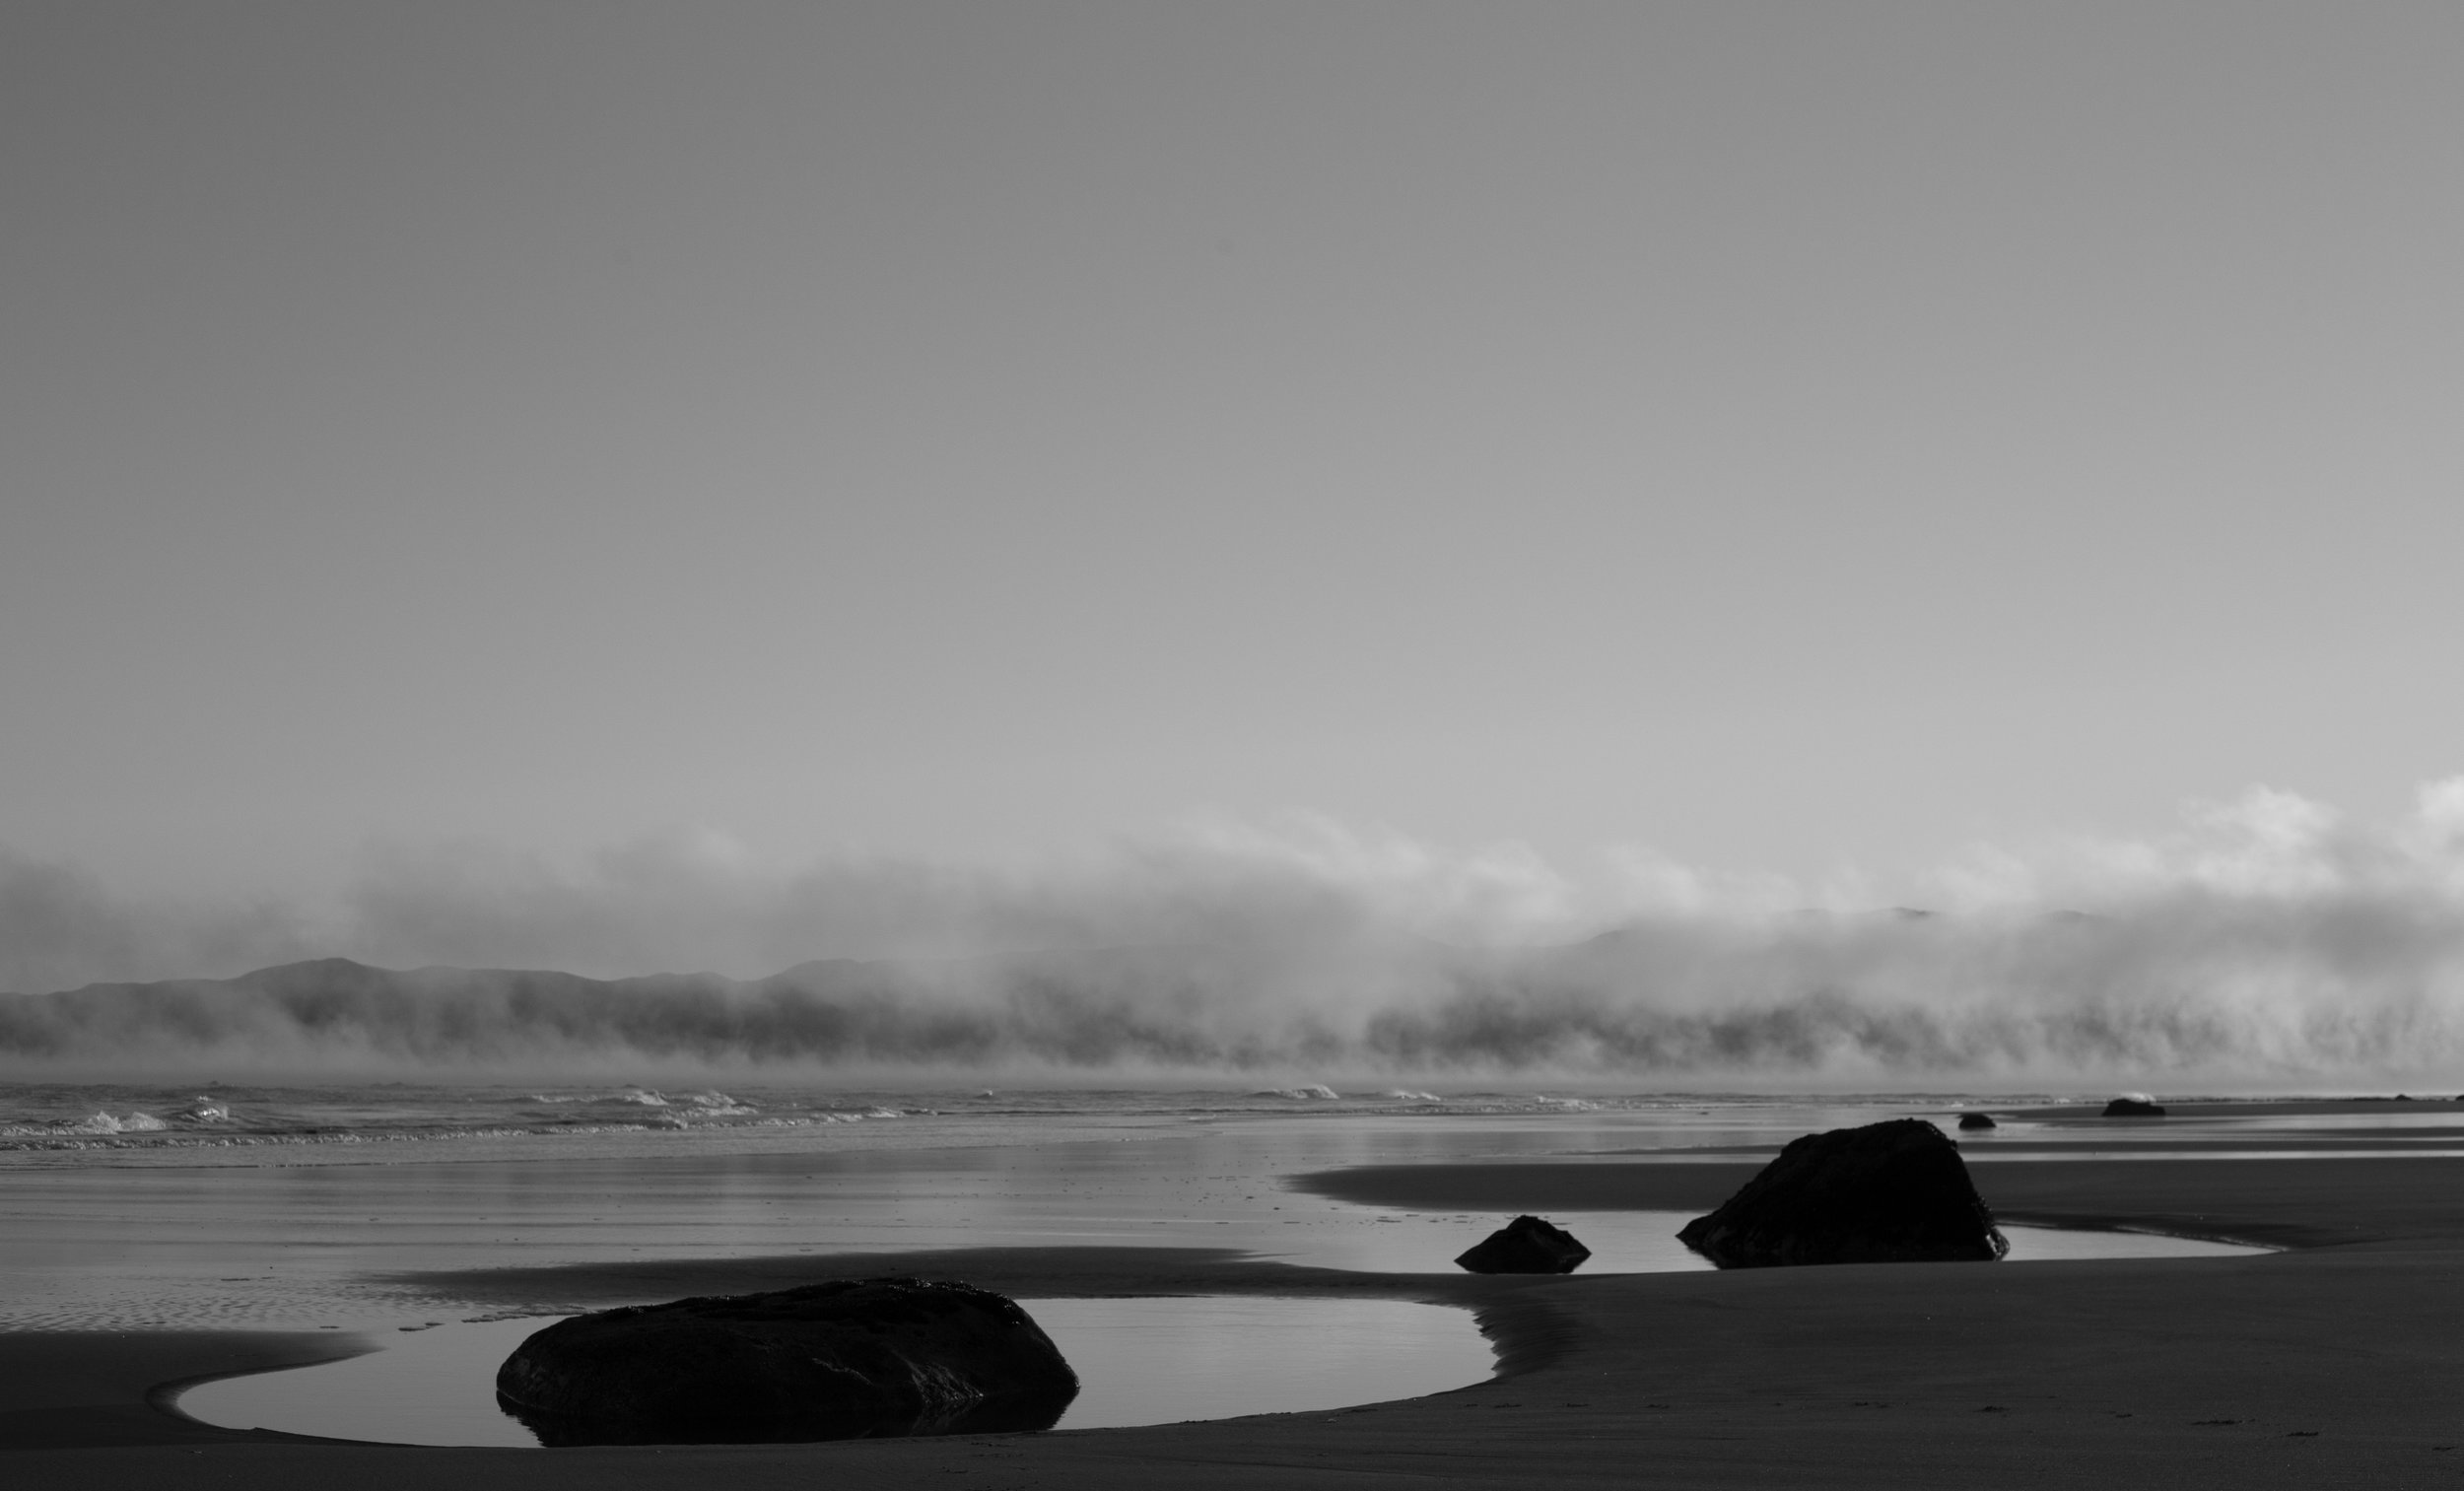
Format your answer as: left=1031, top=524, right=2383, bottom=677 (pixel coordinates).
left=2101, top=1096, right=2166, bottom=1118
left=1956, top=1112, right=1997, bottom=1130
left=1677, top=1118, right=2008, bottom=1268
left=495, top=1277, right=1077, bottom=1446
left=1456, top=1214, right=1591, bottom=1274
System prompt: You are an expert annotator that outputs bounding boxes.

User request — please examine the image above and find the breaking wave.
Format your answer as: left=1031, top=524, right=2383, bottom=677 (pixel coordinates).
left=0, top=1109, right=171, bottom=1137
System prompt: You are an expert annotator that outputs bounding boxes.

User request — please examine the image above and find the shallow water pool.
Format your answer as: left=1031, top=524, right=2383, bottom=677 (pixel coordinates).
left=174, top=1294, right=1497, bottom=1448
left=1266, top=1209, right=2269, bottom=1272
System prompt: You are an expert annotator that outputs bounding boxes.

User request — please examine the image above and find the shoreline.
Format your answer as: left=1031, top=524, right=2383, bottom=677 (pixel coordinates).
left=17, top=1149, right=2464, bottom=1486
left=1289, top=1153, right=2464, bottom=1253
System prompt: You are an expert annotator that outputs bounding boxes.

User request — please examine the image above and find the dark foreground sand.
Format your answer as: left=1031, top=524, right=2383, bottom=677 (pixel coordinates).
left=17, top=1142, right=2464, bottom=1488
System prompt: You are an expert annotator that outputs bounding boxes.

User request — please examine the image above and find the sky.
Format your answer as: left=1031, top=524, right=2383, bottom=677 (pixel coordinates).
left=6, top=2, right=2464, bottom=986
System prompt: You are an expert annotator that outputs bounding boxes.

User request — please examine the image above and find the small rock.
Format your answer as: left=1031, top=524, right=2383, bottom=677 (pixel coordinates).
left=2100, top=1097, right=2165, bottom=1118
left=1456, top=1214, right=1591, bottom=1273
left=1956, top=1112, right=1997, bottom=1130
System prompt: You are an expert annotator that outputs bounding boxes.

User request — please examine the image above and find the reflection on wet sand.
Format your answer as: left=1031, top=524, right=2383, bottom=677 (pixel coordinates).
left=176, top=1296, right=1497, bottom=1447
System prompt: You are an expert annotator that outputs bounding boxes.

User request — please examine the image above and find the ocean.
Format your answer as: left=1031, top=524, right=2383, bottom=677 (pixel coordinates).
left=0, top=1081, right=2293, bottom=1337
left=0, top=1080, right=2061, bottom=1156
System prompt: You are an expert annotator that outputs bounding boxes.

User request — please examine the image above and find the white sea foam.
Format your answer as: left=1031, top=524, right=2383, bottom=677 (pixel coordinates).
left=0, top=1111, right=173, bottom=1136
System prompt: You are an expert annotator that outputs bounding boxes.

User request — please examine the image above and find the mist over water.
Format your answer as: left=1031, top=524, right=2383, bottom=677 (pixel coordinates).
left=8, top=782, right=2464, bottom=1083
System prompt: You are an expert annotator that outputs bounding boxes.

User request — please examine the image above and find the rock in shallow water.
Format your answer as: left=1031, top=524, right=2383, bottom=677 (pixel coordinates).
left=2101, top=1096, right=2165, bottom=1117
left=1456, top=1214, right=1591, bottom=1273
left=1957, top=1112, right=1998, bottom=1130
left=495, top=1277, right=1078, bottom=1446
left=1677, top=1118, right=2008, bottom=1268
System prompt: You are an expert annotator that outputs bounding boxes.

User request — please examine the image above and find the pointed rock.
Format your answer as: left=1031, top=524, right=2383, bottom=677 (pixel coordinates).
left=1456, top=1214, right=1591, bottom=1273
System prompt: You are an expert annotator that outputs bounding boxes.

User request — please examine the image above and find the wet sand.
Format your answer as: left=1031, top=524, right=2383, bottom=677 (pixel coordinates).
left=15, top=1119, right=2464, bottom=1488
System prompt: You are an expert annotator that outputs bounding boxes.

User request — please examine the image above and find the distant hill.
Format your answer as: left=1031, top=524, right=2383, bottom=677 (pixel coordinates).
left=0, top=902, right=2395, bottom=1079
left=0, top=947, right=1409, bottom=1072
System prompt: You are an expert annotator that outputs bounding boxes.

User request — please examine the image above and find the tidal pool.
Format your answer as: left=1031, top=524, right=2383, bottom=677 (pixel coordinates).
left=174, top=1294, right=1498, bottom=1448
left=1268, top=1209, right=2269, bottom=1272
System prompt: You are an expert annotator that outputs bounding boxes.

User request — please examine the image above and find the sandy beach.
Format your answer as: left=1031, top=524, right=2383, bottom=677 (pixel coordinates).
left=15, top=0, right=2464, bottom=1482
left=7, top=1100, right=2464, bottom=1489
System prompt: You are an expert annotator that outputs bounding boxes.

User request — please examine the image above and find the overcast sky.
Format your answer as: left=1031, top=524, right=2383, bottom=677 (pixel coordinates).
left=6, top=1, right=2462, bottom=915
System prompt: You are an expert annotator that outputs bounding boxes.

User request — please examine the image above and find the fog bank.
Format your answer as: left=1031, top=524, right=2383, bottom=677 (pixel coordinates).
left=7, top=785, right=2464, bottom=1083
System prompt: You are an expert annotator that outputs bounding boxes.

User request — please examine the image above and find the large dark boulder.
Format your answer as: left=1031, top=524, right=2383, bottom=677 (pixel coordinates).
left=1677, top=1118, right=2007, bottom=1267
left=1456, top=1214, right=1591, bottom=1274
left=2101, top=1096, right=2165, bottom=1117
left=496, top=1277, right=1078, bottom=1446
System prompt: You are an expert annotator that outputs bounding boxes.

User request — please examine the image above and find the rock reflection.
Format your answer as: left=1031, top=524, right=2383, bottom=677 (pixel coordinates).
left=496, top=1381, right=1076, bottom=1447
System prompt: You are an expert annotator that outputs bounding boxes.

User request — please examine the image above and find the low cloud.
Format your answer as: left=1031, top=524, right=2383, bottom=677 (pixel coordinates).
left=0, top=850, right=312, bottom=995
left=7, top=783, right=2464, bottom=1082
